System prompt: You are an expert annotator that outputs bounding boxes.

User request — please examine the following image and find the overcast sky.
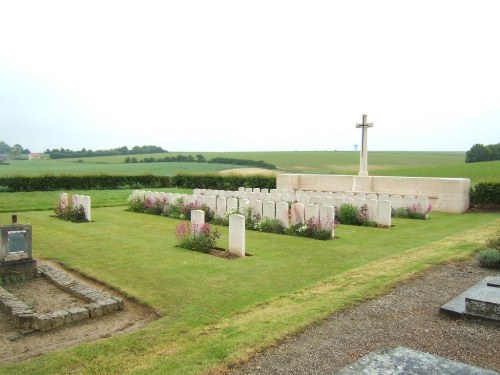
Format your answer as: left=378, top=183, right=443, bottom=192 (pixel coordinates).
left=1, top=1, right=499, bottom=153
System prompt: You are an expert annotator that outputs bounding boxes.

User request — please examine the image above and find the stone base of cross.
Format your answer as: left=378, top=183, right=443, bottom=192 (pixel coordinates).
left=356, top=114, right=374, bottom=176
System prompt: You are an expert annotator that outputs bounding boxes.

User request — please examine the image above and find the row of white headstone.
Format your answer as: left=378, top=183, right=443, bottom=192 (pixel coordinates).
left=132, top=189, right=387, bottom=231
left=191, top=209, right=245, bottom=257
left=194, top=187, right=430, bottom=214
left=60, top=193, right=91, bottom=221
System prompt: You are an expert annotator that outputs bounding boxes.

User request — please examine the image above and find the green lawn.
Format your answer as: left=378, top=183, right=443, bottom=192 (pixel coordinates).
left=0, top=188, right=192, bottom=213
left=2, top=151, right=497, bottom=184
left=0, top=159, right=237, bottom=177
left=0, top=204, right=498, bottom=374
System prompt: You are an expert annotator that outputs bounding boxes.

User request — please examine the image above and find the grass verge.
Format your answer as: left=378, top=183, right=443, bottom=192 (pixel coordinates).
left=0, top=208, right=497, bottom=374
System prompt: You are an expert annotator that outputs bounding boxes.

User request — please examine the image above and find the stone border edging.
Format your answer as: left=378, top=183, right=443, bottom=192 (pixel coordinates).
left=0, top=264, right=124, bottom=331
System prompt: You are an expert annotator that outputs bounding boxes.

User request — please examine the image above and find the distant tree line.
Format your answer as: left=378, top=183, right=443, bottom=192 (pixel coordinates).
left=125, top=154, right=276, bottom=169
left=0, top=141, right=31, bottom=160
left=45, top=145, right=166, bottom=159
left=465, top=143, right=500, bottom=163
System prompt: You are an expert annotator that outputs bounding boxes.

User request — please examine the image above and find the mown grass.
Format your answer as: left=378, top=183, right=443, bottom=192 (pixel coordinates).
left=0, top=159, right=236, bottom=177
left=2, top=151, right=497, bottom=184
left=0, top=204, right=498, bottom=374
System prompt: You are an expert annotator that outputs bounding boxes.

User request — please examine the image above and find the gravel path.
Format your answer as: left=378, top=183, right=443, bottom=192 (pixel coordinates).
left=226, top=260, right=500, bottom=375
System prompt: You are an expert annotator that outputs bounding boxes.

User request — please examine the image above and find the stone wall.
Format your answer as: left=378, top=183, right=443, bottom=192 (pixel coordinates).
left=277, top=174, right=470, bottom=213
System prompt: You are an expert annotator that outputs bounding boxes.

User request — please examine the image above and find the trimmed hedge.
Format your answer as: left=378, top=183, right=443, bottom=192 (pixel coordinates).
left=0, top=173, right=276, bottom=192
left=0, top=175, right=170, bottom=192
left=470, top=182, right=500, bottom=208
left=171, top=173, right=276, bottom=190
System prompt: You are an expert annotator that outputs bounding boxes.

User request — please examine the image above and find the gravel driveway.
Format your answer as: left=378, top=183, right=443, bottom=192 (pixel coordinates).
left=226, top=260, right=500, bottom=375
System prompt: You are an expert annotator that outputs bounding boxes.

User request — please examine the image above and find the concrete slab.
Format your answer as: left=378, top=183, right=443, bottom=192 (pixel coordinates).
left=440, top=276, right=500, bottom=321
left=334, top=346, right=498, bottom=375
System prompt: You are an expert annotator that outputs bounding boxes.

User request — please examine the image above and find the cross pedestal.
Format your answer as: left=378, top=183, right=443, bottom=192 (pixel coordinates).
left=356, top=114, right=374, bottom=177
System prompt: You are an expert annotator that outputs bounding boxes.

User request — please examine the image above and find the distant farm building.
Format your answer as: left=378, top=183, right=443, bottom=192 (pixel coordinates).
left=29, top=153, right=42, bottom=160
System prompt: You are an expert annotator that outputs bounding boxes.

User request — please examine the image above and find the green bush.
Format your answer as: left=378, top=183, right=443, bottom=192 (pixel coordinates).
left=174, top=222, right=220, bottom=253
left=253, top=217, right=286, bottom=234
left=476, top=248, right=500, bottom=268
left=334, top=203, right=377, bottom=227
left=470, top=182, right=500, bottom=208
left=0, top=174, right=170, bottom=192
left=485, top=231, right=500, bottom=250
left=287, top=217, right=335, bottom=240
left=171, top=173, right=276, bottom=190
left=54, top=202, right=87, bottom=222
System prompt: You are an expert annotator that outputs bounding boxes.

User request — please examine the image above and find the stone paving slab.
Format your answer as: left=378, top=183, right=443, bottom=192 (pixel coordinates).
left=334, top=347, right=499, bottom=375
left=440, top=276, right=500, bottom=321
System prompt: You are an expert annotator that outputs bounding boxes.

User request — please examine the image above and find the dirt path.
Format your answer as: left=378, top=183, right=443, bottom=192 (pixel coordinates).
left=226, top=260, right=500, bottom=375
left=0, top=261, right=158, bottom=366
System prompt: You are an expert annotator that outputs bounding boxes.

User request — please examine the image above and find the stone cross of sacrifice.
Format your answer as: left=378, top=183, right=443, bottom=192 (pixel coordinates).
left=356, top=114, right=374, bottom=177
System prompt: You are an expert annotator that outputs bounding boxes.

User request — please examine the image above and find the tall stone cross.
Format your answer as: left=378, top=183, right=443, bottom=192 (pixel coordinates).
left=355, top=114, right=374, bottom=177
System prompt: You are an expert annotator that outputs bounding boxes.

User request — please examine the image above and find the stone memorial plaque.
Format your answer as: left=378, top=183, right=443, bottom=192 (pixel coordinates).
left=7, top=230, right=27, bottom=253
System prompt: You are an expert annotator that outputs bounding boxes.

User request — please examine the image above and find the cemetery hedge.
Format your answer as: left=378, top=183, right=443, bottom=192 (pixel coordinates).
left=0, top=174, right=170, bottom=192
left=0, top=173, right=276, bottom=192
left=170, top=173, right=276, bottom=190
left=470, top=182, right=500, bottom=208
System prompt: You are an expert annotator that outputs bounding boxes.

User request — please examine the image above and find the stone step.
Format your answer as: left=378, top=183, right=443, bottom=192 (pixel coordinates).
left=466, top=287, right=500, bottom=319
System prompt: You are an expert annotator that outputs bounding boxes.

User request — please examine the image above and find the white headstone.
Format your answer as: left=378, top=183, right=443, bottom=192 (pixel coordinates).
left=366, top=198, right=378, bottom=221
left=378, top=194, right=389, bottom=201
left=333, top=197, right=345, bottom=209
left=229, top=214, right=245, bottom=257
left=416, top=196, right=430, bottom=217
left=390, top=195, right=402, bottom=210
left=191, top=210, right=205, bottom=234
left=251, top=200, right=263, bottom=220
left=305, top=204, right=319, bottom=222
left=322, top=197, right=334, bottom=207
left=263, top=201, right=276, bottom=219
left=291, top=203, right=305, bottom=225
left=281, top=193, right=291, bottom=203
left=367, top=193, right=378, bottom=200
left=261, top=188, right=269, bottom=194
left=320, top=205, right=335, bottom=236
left=239, top=198, right=250, bottom=209
left=300, top=195, right=311, bottom=205
left=311, top=195, right=322, bottom=205
left=271, top=193, right=281, bottom=202
left=216, top=196, right=227, bottom=218
left=83, top=195, right=91, bottom=221
left=377, top=200, right=392, bottom=227
left=206, top=196, right=217, bottom=212
left=275, top=201, right=289, bottom=228
left=402, top=195, right=416, bottom=208
left=227, top=197, right=238, bottom=212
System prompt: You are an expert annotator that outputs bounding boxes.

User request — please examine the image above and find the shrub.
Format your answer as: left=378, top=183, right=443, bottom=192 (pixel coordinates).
left=392, top=203, right=432, bottom=220
left=287, top=217, right=336, bottom=240
left=0, top=174, right=170, bottom=192
left=476, top=248, right=500, bottom=269
left=253, top=217, right=286, bottom=234
left=485, top=231, right=500, bottom=250
left=470, top=182, right=500, bottom=208
left=334, top=203, right=376, bottom=227
left=54, top=202, right=87, bottom=222
left=170, top=173, right=276, bottom=190
left=174, top=222, right=220, bottom=253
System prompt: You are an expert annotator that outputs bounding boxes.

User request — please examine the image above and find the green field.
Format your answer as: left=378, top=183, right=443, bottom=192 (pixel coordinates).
left=2, top=151, right=499, bottom=185
left=0, top=201, right=498, bottom=374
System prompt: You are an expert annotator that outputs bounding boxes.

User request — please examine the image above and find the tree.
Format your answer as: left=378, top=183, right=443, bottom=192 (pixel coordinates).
left=9, top=144, right=23, bottom=159
left=466, top=143, right=493, bottom=163
left=196, top=154, right=206, bottom=162
left=0, top=141, right=11, bottom=154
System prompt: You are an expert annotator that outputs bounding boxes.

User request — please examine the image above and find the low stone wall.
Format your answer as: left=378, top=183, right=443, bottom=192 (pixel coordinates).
left=277, top=174, right=470, bottom=213
left=0, top=264, right=124, bottom=331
